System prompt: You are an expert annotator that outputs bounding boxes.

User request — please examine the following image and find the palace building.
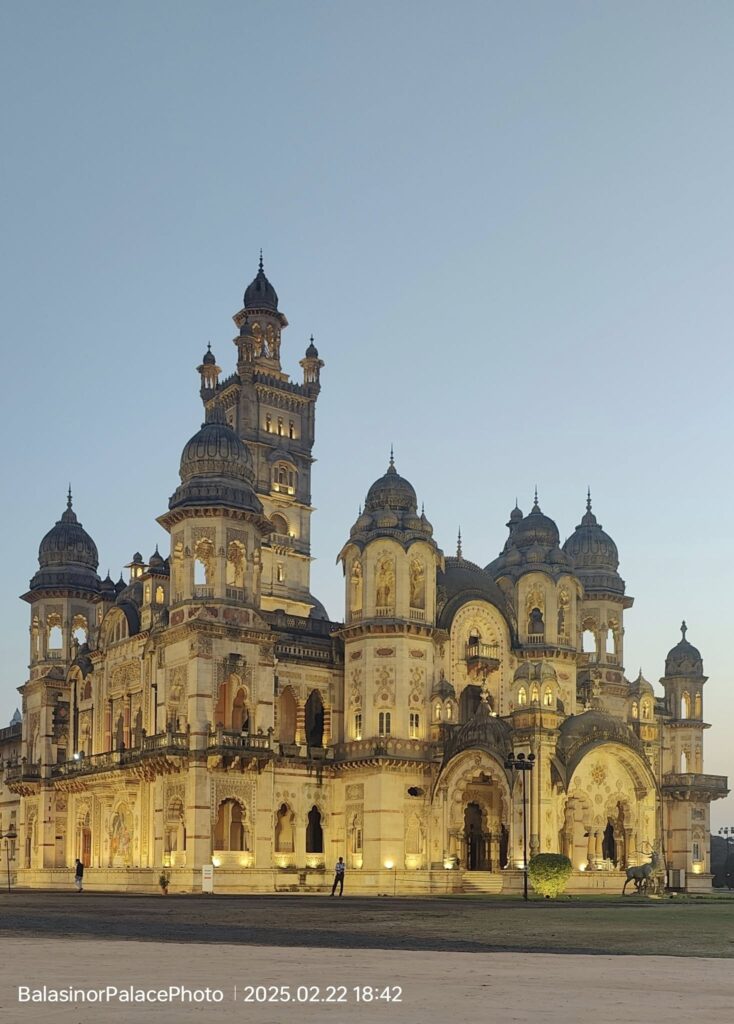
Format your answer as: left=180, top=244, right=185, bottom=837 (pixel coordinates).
left=5, top=260, right=728, bottom=894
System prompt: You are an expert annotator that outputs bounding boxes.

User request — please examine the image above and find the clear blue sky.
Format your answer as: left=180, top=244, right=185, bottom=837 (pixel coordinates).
left=1, top=2, right=732, bottom=827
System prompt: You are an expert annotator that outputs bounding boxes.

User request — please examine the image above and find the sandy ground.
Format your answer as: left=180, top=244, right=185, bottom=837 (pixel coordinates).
left=0, top=940, right=731, bottom=1024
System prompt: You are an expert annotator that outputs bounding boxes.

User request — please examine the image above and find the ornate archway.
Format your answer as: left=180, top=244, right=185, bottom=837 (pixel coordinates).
left=436, top=748, right=512, bottom=872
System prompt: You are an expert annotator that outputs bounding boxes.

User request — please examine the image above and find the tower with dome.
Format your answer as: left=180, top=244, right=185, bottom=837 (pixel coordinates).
left=4, top=261, right=727, bottom=894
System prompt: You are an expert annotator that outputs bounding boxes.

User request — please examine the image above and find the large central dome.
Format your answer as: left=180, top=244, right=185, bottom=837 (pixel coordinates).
left=243, top=254, right=279, bottom=312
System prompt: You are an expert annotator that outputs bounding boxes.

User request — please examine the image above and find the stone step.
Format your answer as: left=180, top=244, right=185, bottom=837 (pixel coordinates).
left=461, top=871, right=503, bottom=894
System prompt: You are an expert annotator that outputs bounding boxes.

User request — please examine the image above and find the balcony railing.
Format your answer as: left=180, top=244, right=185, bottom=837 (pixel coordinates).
left=348, top=610, right=363, bottom=623
left=466, top=641, right=500, bottom=663
left=375, top=606, right=393, bottom=617
left=662, top=772, right=729, bottom=796
left=207, top=728, right=272, bottom=754
left=50, top=732, right=189, bottom=779
left=45, top=651, right=64, bottom=660
left=226, top=587, right=245, bottom=602
left=409, top=608, right=426, bottom=622
left=272, top=482, right=295, bottom=496
left=193, top=585, right=214, bottom=599
left=5, top=763, right=41, bottom=783
left=525, top=633, right=545, bottom=645
left=269, top=532, right=294, bottom=548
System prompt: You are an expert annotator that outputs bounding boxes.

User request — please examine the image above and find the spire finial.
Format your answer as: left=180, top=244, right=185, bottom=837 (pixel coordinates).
left=258, top=249, right=264, bottom=273
left=207, top=341, right=212, bottom=353
left=67, top=484, right=72, bottom=509
left=586, top=486, right=592, bottom=513
left=457, top=527, right=463, bottom=560
left=533, top=486, right=539, bottom=509
left=389, top=444, right=395, bottom=469
left=310, top=333, right=314, bottom=343
left=681, top=620, right=687, bottom=640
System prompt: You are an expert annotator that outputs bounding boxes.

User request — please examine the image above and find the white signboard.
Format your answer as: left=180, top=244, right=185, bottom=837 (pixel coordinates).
left=202, top=864, right=214, bottom=893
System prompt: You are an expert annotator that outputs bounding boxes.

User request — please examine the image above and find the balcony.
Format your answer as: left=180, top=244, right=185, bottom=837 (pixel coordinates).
left=5, top=762, right=41, bottom=784
left=45, top=651, right=64, bottom=660
left=207, top=728, right=272, bottom=754
left=193, top=585, right=214, bottom=599
left=50, top=732, right=190, bottom=780
left=375, top=606, right=393, bottom=617
left=226, top=587, right=245, bottom=602
left=269, top=532, right=294, bottom=549
left=348, top=610, right=363, bottom=623
left=662, top=772, right=729, bottom=800
left=465, top=641, right=500, bottom=672
left=409, top=608, right=426, bottom=622
left=272, top=482, right=295, bottom=496
left=525, top=633, right=545, bottom=646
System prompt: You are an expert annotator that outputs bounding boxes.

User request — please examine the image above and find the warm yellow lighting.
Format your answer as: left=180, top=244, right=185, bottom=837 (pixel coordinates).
left=211, top=856, right=221, bottom=868
left=384, top=859, right=394, bottom=870
left=578, top=864, right=586, bottom=872
left=692, top=863, right=702, bottom=874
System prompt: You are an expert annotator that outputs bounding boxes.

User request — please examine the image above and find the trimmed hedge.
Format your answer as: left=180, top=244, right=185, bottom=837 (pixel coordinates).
left=528, top=854, right=573, bottom=898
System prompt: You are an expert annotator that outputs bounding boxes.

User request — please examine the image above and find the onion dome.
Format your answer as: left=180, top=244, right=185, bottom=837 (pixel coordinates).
left=148, top=546, right=165, bottom=568
left=29, top=490, right=100, bottom=594
left=131, top=552, right=143, bottom=565
left=100, top=572, right=116, bottom=599
left=562, top=491, right=624, bottom=596
left=664, top=621, right=704, bottom=677
left=513, top=660, right=557, bottom=684
left=115, top=575, right=126, bottom=595
left=437, top=556, right=512, bottom=631
left=364, top=451, right=418, bottom=514
left=243, top=252, right=278, bottom=311
left=169, top=404, right=263, bottom=514
left=512, top=492, right=560, bottom=549
left=305, top=336, right=319, bottom=358
left=202, top=343, right=216, bottom=366
left=487, top=490, right=571, bottom=581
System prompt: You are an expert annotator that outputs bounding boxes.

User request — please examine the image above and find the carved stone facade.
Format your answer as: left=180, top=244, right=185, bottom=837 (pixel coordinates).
left=6, top=263, right=727, bottom=895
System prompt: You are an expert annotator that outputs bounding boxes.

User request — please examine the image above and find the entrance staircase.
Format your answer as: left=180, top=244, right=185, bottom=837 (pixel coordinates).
left=461, top=871, right=503, bottom=895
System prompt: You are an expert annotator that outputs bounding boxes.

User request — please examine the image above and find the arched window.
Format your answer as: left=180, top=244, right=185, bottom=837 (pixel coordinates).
left=605, top=629, right=615, bottom=655
left=378, top=711, right=391, bottom=737
left=680, top=750, right=689, bottom=773
left=279, top=688, right=297, bottom=745
left=459, top=685, right=481, bottom=722
left=270, top=513, right=288, bottom=536
left=232, top=688, right=249, bottom=732
left=305, top=690, right=324, bottom=747
left=681, top=692, right=691, bottom=719
left=528, top=608, right=544, bottom=636
left=155, top=585, right=165, bottom=604
left=434, top=703, right=442, bottom=721
left=194, top=538, right=214, bottom=587
left=446, top=703, right=453, bottom=720
left=641, top=698, right=652, bottom=720
left=694, top=692, right=702, bottom=719
left=214, top=799, right=247, bottom=852
left=543, top=687, right=553, bottom=707
left=72, top=615, right=88, bottom=645
left=530, top=684, right=540, bottom=704
left=631, top=701, right=639, bottom=719
left=306, top=806, right=324, bottom=854
left=47, top=614, right=63, bottom=651
left=272, top=462, right=296, bottom=495
left=353, top=712, right=362, bottom=740
left=582, top=629, right=596, bottom=654
left=409, top=712, right=420, bottom=738
left=517, top=687, right=528, bottom=707
left=275, top=803, right=295, bottom=852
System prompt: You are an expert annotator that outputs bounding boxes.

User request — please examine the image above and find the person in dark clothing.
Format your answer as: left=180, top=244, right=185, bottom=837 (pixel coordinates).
left=331, top=856, right=345, bottom=896
left=74, top=859, right=84, bottom=892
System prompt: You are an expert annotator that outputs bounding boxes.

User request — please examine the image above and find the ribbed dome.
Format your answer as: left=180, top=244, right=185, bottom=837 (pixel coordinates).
left=202, top=343, right=216, bottom=366
left=243, top=254, right=278, bottom=311
left=563, top=493, right=619, bottom=571
left=169, top=405, right=263, bottom=514
left=30, top=492, right=100, bottom=594
left=665, top=622, right=703, bottom=677
left=364, top=456, right=417, bottom=514
left=179, top=406, right=254, bottom=486
left=437, top=556, right=511, bottom=630
left=305, top=337, right=319, bottom=358
left=512, top=496, right=560, bottom=549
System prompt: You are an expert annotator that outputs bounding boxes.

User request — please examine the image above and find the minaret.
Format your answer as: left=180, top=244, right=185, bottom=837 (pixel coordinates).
left=197, top=343, right=221, bottom=397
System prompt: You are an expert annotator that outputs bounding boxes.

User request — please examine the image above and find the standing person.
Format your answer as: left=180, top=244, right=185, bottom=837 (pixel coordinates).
left=74, top=859, right=84, bottom=892
left=331, top=856, right=345, bottom=897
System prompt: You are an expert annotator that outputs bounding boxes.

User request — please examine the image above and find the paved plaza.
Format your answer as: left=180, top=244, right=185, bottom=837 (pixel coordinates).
left=0, top=893, right=733, bottom=1023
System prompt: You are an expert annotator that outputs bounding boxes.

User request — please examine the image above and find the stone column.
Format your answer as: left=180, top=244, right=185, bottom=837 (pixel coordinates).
left=295, top=702, right=306, bottom=746
left=586, top=827, right=595, bottom=867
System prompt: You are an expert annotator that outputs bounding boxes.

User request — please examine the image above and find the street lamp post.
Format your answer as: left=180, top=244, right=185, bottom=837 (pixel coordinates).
left=0, top=828, right=18, bottom=894
left=504, top=752, right=536, bottom=901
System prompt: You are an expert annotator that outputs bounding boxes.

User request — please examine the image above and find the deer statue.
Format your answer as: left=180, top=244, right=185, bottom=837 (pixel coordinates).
left=622, top=848, right=661, bottom=895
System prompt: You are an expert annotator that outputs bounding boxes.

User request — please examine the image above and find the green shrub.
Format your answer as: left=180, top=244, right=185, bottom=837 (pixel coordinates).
left=528, top=854, right=573, bottom=898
